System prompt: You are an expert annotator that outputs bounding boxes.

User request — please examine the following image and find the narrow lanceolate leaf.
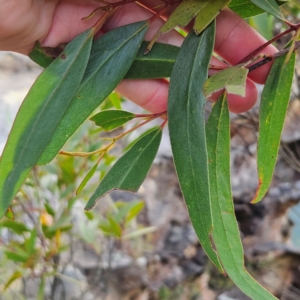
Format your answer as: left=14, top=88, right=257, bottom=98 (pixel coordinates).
left=85, top=127, right=162, bottom=211
left=168, top=22, right=223, bottom=272
left=229, top=0, right=286, bottom=18
left=253, top=53, right=295, bottom=204
left=250, top=0, right=284, bottom=20
left=193, top=0, right=230, bottom=35
left=76, top=162, right=99, bottom=195
left=203, top=65, right=249, bottom=98
left=38, top=21, right=149, bottom=165
left=0, top=29, right=93, bottom=218
left=90, top=110, right=135, bottom=131
left=124, top=42, right=179, bottom=79
left=206, top=95, right=277, bottom=300
left=146, top=0, right=210, bottom=53
left=30, top=41, right=180, bottom=80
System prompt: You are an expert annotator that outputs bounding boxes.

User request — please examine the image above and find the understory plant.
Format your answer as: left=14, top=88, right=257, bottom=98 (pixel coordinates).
left=0, top=0, right=300, bottom=298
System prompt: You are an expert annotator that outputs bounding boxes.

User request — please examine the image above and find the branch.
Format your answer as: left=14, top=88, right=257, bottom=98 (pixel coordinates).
left=248, top=40, right=300, bottom=73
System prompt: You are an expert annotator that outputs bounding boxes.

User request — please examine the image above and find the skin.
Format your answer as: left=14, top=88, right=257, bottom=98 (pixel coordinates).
left=0, top=0, right=278, bottom=113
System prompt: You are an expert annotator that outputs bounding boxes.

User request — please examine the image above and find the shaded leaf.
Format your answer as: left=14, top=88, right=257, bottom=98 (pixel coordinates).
left=90, top=110, right=135, bottom=131
left=250, top=0, right=284, bottom=19
left=85, top=127, right=162, bottom=211
left=0, top=29, right=93, bottom=218
left=206, top=95, right=277, bottom=300
left=194, top=0, right=230, bottom=34
left=229, top=0, right=286, bottom=18
left=168, top=22, right=223, bottom=272
left=203, top=65, right=249, bottom=97
left=253, top=53, right=295, bottom=203
left=125, top=42, right=179, bottom=79
left=38, top=21, right=149, bottom=165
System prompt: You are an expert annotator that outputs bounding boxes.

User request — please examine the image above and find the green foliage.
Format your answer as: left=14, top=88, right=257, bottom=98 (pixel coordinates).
left=168, top=23, right=223, bottom=272
left=254, top=52, right=296, bottom=203
left=0, top=0, right=298, bottom=298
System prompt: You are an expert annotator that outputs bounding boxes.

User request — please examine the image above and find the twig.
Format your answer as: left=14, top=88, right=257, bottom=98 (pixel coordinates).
left=248, top=40, right=300, bottom=73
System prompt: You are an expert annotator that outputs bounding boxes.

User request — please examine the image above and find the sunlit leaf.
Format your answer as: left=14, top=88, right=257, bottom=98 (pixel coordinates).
left=203, top=65, right=249, bottom=98
left=193, top=0, right=230, bottom=34
left=253, top=53, right=295, bottom=203
left=168, top=22, right=223, bottom=273
left=85, top=127, right=162, bottom=211
left=76, top=161, right=99, bottom=195
left=90, top=110, right=135, bottom=131
left=146, top=0, right=210, bottom=53
left=0, top=29, right=93, bottom=218
left=4, top=207, right=14, bottom=220
left=206, top=95, right=277, bottom=300
left=38, top=21, right=149, bottom=165
left=108, top=216, right=122, bottom=238
left=3, top=271, right=23, bottom=291
left=0, top=220, right=30, bottom=234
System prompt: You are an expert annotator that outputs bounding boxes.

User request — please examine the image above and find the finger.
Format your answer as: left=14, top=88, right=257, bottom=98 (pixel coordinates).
left=215, top=9, right=277, bottom=84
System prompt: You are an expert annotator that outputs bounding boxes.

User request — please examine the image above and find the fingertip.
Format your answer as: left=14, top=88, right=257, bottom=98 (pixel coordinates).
left=227, top=79, right=258, bottom=113
left=208, top=79, right=258, bottom=113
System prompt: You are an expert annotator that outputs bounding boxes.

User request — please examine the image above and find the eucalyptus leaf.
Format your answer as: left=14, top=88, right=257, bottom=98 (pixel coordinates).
left=206, top=95, right=278, bottom=300
left=229, top=0, right=286, bottom=18
left=203, top=65, right=249, bottom=97
left=125, top=42, right=179, bottom=79
left=90, top=110, right=135, bottom=131
left=146, top=0, right=210, bottom=53
left=38, top=21, right=149, bottom=165
left=85, top=127, right=162, bottom=211
left=168, top=22, right=223, bottom=272
left=253, top=53, right=295, bottom=203
left=250, top=0, right=284, bottom=20
left=194, top=0, right=230, bottom=35
left=0, top=29, right=93, bottom=218
left=30, top=41, right=180, bottom=80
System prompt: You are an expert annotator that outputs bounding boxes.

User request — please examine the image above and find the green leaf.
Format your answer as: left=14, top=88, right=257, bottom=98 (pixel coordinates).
left=90, top=110, right=135, bottom=131
left=229, top=0, right=286, bottom=18
left=85, top=127, right=162, bottom=211
left=206, top=95, right=277, bottom=300
left=126, top=201, right=144, bottom=223
left=76, top=161, right=99, bottom=195
left=108, top=216, right=122, bottom=238
left=4, top=207, right=14, bottom=220
left=0, top=29, right=93, bottom=218
left=253, top=53, right=295, bottom=203
left=3, top=271, right=23, bottom=291
left=38, top=21, right=149, bottom=165
left=29, top=42, right=65, bottom=68
left=125, top=42, right=179, bottom=79
left=0, top=220, right=30, bottom=234
left=250, top=0, right=284, bottom=19
left=146, top=0, right=211, bottom=52
left=5, top=251, right=29, bottom=263
left=30, top=41, right=180, bottom=80
left=193, top=0, right=230, bottom=35
left=168, top=22, right=223, bottom=273
left=203, top=65, right=249, bottom=98
left=25, top=228, right=37, bottom=254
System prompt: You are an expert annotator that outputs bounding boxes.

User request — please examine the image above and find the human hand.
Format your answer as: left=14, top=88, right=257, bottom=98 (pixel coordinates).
left=0, top=0, right=277, bottom=113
